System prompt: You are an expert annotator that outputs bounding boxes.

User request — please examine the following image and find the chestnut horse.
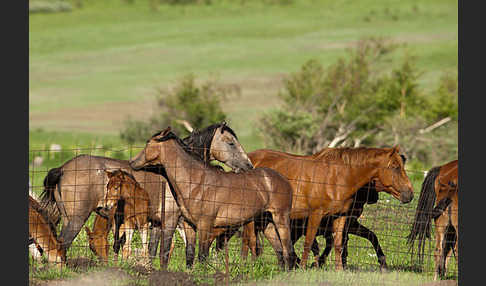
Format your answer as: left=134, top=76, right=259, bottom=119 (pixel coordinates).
left=85, top=169, right=151, bottom=262
left=238, top=179, right=390, bottom=270
left=240, top=147, right=414, bottom=269
left=129, top=127, right=297, bottom=270
left=103, top=169, right=151, bottom=260
left=407, top=159, right=458, bottom=280
left=29, top=195, right=66, bottom=266
left=39, top=122, right=253, bottom=268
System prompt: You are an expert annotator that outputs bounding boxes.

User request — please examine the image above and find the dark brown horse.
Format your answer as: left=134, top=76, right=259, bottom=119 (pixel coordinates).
left=239, top=147, right=414, bottom=269
left=407, top=159, right=458, bottom=280
left=129, top=127, right=297, bottom=270
left=29, top=195, right=66, bottom=267
left=39, top=122, right=253, bottom=268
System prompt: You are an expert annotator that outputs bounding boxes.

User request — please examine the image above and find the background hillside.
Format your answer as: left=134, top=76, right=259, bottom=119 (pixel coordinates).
left=29, top=0, right=457, bottom=155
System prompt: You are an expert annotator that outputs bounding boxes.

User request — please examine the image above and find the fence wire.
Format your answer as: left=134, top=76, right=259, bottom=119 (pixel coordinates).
left=28, top=146, right=458, bottom=284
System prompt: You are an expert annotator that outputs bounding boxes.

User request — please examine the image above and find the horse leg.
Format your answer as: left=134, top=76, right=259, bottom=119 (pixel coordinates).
left=122, top=225, right=134, bottom=260
left=262, top=220, right=285, bottom=268
left=268, top=211, right=296, bottom=271
left=58, top=211, right=90, bottom=252
left=300, top=212, right=324, bottom=269
left=196, top=220, right=213, bottom=264
left=346, top=217, right=387, bottom=271
left=434, top=214, right=447, bottom=280
left=140, top=224, right=150, bottom=258
left=183, top=221, right=197, bottom=268
left=317, top=232, right=333, bottom=267
left=148, top=225, right=161, bottom=261
left=332, top=216, right=347, bottom=271
left=158, top=216, right=180, bottom=270
left=240, top=222, right=253, bottom=260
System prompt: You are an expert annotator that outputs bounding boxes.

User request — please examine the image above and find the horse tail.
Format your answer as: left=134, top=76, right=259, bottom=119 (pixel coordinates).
left=407, top=166, right=441, bottom=265
left=40, top=167, right=64, bottom=225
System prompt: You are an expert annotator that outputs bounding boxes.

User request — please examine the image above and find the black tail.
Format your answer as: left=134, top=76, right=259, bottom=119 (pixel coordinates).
left=40, top=167, right=63, bottom=224
left=407, top=166, right=441, bottom=265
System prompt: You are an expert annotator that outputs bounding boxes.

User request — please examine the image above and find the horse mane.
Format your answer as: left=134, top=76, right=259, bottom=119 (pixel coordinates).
left=313, top=147, right=391, bottom=166
left=156, top=130, right=222, bottom=171
left=182, top=122, right=237, bottom=162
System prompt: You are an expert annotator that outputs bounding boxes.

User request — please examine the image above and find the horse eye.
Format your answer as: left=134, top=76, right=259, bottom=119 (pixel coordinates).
left=228, top=142, right=235, bottom=146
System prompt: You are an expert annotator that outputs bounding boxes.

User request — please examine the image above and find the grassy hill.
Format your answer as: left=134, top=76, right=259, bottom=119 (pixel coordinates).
left=29, top=0, right=457, bottom=152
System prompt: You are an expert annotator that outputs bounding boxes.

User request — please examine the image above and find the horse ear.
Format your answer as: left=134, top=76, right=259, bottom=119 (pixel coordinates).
left=390, top=145, right=400, bottom=155
left=221, top=121, right=227, bottom=133
left=162, top=126, right=171, bottom=136
left=119, top=169, right=126, bottom=179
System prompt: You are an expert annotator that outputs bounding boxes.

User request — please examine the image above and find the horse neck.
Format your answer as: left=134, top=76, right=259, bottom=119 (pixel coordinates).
left=162, top=140, right=208, bottom=179
left=158, top=140, right=208, bottom=222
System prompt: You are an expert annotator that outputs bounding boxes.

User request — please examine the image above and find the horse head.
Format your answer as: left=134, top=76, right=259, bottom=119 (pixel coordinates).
left=375, top=146, right=414, bottom=204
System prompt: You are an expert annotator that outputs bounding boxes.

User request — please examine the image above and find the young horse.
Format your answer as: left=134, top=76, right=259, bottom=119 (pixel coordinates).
left=29, top=195, right=66, bottom=266
left=101, top=169, right=151, bottom=260
left=84, top=207, right=117, bottom=263
left=239, top=146, right=414, bottom=269
left=39, top=122, right=253, bottom=267
left=407, top=159, right=458, bottom=280
left=129, top=127, right=297, bottom=270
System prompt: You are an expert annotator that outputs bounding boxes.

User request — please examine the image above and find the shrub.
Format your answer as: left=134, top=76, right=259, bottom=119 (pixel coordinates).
left=120, top=74, right=240, bottom=144
left=258, top=37, right=457, bottom=165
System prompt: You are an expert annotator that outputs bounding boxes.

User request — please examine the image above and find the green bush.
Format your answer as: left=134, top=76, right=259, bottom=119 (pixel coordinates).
left=120, top=74, right=239, bottom=144
left=258, top=37, right=457, bottom=165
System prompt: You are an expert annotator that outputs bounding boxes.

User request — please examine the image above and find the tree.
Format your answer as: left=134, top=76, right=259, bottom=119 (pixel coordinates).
left=120, top=74, right=239, bottom=144
left=258, top=37, right=457, bottom=166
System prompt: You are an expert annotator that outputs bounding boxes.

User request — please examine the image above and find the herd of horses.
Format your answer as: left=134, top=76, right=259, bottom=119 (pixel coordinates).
left=28, top=122, right=458, bottom=280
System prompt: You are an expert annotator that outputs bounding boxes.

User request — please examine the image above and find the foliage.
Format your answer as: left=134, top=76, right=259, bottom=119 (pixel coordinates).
left=259, top=37, right=405, bottom=154
left=120, top=74, right=239, bottom=144
left=258, top=37, right=457, bottom=165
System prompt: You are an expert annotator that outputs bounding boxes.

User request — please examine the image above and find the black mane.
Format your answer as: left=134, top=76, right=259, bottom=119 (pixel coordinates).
left=182, top=122, right=237, bottom=162
left=156, top=130, right=229, bottom=173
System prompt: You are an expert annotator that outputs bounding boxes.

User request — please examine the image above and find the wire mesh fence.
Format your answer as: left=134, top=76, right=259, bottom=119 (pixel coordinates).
left=28, top=144, right=458, bottom=285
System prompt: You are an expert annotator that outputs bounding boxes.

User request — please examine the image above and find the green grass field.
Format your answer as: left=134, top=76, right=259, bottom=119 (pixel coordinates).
left=29, top=0, right=458, bottom=284
left=30, top=0, right=457, bottom=151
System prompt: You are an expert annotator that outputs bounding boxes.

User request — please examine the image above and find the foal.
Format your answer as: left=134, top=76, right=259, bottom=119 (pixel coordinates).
left=97, top=169, right=151, bottom=261
left=29, top=195, right=65, bottom=266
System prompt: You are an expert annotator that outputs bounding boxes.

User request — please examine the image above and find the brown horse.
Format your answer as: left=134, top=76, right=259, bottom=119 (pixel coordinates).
left=129, top=127, right=297, bottom=270
left=239, top=147, right=414, bottom=269
left=239, top=180, right=389, bottom=270
left=29, top=195, right=66, bottom=266
left=407, top=159, right=458, bottom=280
left=102, top=169, right=151, bottom=260
left=85, top=169, right=151, bottom=263
left=39, top=123, right=253, bottom=268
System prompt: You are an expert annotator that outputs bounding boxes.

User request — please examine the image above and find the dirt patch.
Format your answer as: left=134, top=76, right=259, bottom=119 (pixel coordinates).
left=420, top=280, right=458, bottom=286
left=148, top=270, right=206, bottom=286
left=31, top=267, right=136, bottom=286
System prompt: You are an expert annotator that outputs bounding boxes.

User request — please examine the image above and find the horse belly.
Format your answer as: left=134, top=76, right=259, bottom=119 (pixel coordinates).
left=213, top=195, right=265, bottom=228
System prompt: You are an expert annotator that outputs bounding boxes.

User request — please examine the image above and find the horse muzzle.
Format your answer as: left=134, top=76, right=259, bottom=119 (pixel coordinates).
left=399, top=189, right=414, bottom=204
